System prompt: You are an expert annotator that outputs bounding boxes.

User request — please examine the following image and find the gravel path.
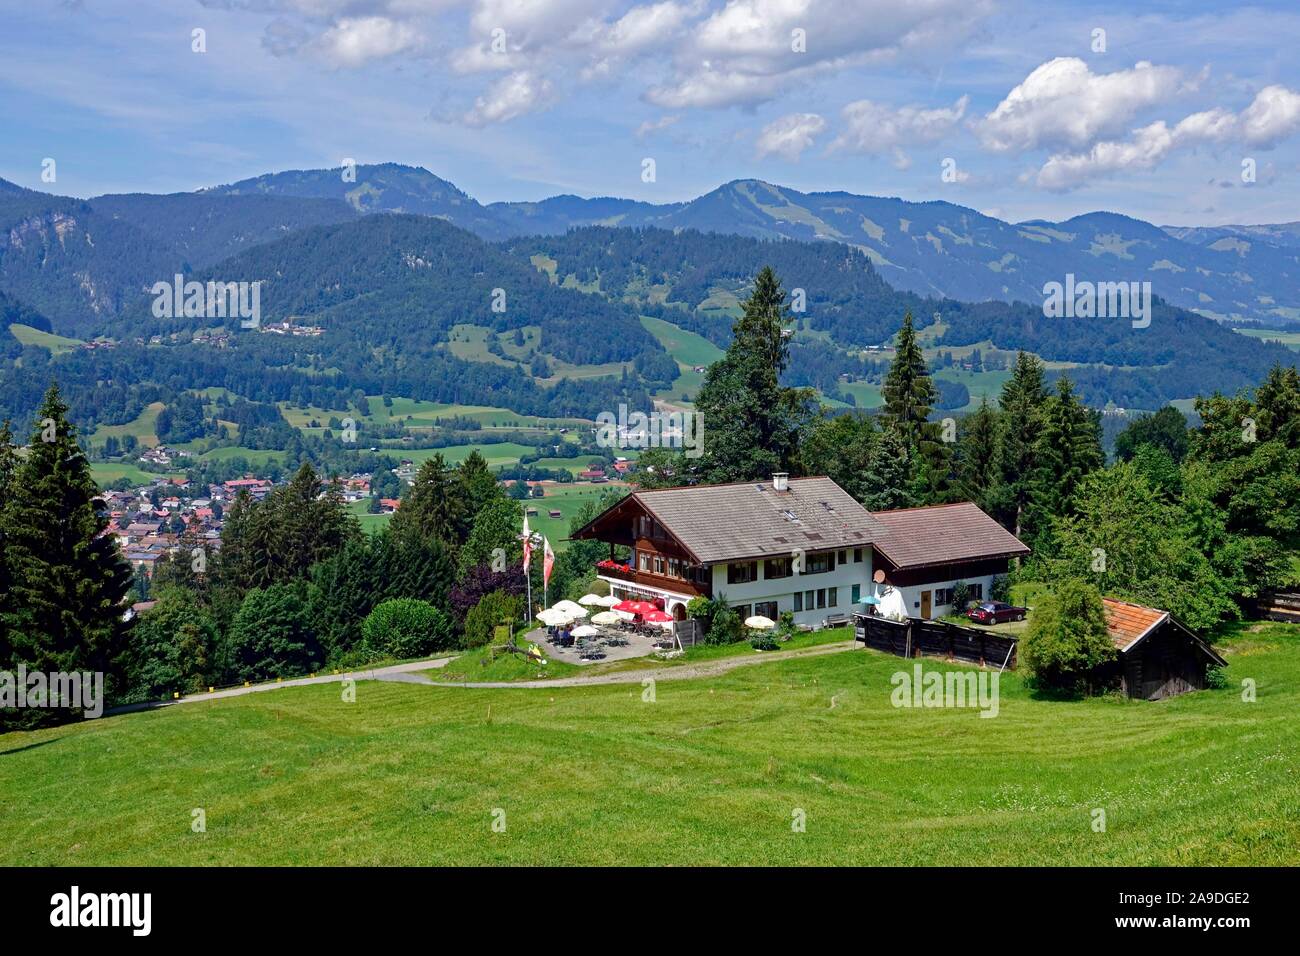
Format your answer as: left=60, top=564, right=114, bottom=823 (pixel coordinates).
left=105, top=640, right=859, bottom=715
left=428, top=640, right=858, bottom=690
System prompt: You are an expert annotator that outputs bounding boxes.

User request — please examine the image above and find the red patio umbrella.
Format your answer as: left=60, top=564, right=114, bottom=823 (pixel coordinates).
left=642, top=609, right=673, bottom=623
left=613, top=600, right=657, bottom=616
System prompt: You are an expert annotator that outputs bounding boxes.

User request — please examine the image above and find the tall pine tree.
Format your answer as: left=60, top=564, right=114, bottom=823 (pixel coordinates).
left=0, top=383, right=132, bottom=718
left=955, top=397, right=1000, bottom=509
left=692, top=266, right=814, bottom=483
left=0, top=419, right=16, bottom=671
left=880, top=311, right=948, bottom=502
left=990, top=351, right=1047, bottom=538
left=1030, top=376, right=1103, bottom=529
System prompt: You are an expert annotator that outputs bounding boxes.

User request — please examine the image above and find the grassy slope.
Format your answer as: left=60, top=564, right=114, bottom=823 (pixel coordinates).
left=2, top=622, right=1296, bottom=866
left=89, top=401, right=165, bottom=448
left=8, top=323, right=84, bottom=354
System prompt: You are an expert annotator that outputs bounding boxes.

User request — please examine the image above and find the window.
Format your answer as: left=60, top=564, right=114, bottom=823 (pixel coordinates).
left=838, top=550, right=847, bottom=565
left=638, top=551, right=650, bottom=571
left=817, top=589, right=827, bottom=609
left=853, top=548, right=863, bottom=563
left=851, top=584, right=861, bottom=604
left=935, top=587, right=953, bottom=606
left=804, top=551, right=833, bottom=574
left=727, top=561, right=758, bottom=585
left=793, top=592, right=804, bottom=612
left=805, top=590, right=815, bottom=609
left=755, top=601, right=778, bottom=619
left=732, top=604, right=751, bottom=620
left=668, top=558, right=680, bottom=578
left=654, top=555, right=664, bottom=575
left=971, top=583, right=984, bottom=600
left=764, top=556, right=792, bottom=579
left=829, top=587, right=838, bottom=608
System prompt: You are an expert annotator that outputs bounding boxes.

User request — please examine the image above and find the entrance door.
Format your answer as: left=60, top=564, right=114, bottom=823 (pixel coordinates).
left=920, top=590, right=932, bottom=619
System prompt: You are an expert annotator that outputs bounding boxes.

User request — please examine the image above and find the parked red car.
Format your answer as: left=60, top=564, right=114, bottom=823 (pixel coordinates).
left=966, top=601, right=1027, bottom=625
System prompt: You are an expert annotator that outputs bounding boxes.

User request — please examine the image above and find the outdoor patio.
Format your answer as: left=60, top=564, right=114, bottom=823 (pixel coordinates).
left=523, top=620, right=676, bottom=665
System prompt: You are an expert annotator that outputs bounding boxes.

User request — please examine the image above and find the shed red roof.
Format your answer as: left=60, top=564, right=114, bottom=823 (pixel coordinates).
left=1102, top=598, right=1168, bottom=652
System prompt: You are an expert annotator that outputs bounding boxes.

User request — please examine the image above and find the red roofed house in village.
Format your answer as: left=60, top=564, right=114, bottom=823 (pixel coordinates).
left=1101, top=598, right=1227, bottom=700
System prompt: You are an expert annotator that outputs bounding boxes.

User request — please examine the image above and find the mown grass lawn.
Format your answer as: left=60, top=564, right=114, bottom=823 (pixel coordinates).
left=1, top=623, right=1297, bottom=866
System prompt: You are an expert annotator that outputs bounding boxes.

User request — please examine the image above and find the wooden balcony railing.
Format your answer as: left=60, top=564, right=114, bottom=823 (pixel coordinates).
left=595, top=561, right=711, bottom=598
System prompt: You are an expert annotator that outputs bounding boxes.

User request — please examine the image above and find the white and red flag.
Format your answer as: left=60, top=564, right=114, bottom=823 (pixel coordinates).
left=543, top=536, right=555, bottom=589
left=522, top=514, right=532, bottom=571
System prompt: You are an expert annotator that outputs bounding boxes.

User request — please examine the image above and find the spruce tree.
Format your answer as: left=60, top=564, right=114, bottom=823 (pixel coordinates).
left=0, top=383, right=132, bottom=710
left=955, top=397, right=1000, bottom=509
left=880, top=311, right=949, bottom=501
left=991, top=351, right=1048, bottom=537
left=390, top=453, right=466, bottom=547
left=0, top=420, right=16, bottom=669
left=880, top=311, right=937, bottom=452
left=692, top=266, right=812, bottom=483
left=1031, top=376, right=1103, bottom=526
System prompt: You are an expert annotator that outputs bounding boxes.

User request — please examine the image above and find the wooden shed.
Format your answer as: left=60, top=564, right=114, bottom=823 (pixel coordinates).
left=1102, top=599, right=1227, bottom=700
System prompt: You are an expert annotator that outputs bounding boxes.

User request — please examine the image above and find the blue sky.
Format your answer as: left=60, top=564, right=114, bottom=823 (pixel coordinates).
left=1, top=0, right=1298, bottom=226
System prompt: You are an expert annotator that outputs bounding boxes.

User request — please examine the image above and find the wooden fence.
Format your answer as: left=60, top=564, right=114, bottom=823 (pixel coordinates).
left=674, top=619, right=703, bottom=648
left=853, top=614, right=1018, bottom=669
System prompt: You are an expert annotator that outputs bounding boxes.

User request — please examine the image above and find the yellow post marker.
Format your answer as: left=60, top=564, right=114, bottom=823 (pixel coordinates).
left=277, top=676, right=282, bottom=683
left=244, top=681, right=250, bottom=688
left=173, top=692, right=179, bottom=699
left=209, top=686, right=214, bottom=693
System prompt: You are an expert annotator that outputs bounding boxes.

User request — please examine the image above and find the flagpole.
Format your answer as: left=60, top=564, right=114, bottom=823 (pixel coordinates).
left=522, top=513, right=533, bottom=625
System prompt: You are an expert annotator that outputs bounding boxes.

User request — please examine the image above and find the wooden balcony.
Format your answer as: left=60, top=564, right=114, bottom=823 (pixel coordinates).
left=595, top=561, right=711, bottom=598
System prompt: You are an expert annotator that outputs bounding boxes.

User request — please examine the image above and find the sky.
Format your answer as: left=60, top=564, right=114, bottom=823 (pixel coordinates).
left=1, top=0, right=1298, bottom=226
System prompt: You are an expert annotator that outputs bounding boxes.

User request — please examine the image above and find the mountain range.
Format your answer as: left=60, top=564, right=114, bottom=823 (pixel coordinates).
left=1, top=162, right=1298, bottom=440
left=4, top=163, right=1298, bottom=333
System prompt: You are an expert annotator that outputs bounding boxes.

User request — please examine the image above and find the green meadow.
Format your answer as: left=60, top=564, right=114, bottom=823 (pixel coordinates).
left=2, top=621, right=1296, bottom=866
left=524, top=481, right=629, bottom=544
left=1233, top=327, right=1300, bottom=351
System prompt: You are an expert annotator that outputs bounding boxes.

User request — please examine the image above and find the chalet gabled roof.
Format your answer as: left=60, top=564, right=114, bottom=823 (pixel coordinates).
left=571, top=476, right=885, bottom=564
left=871, top=501, right=1030, bottom=570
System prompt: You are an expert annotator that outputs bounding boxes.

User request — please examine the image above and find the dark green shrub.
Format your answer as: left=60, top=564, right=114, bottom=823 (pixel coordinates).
left=360, top=598, right=453, bottom=659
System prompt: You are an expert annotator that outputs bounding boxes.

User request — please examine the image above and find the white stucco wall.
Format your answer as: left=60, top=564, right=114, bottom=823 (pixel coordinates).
left=893, top=573, right=998, bottom=620
left=710, top=548, right=875, bottom=627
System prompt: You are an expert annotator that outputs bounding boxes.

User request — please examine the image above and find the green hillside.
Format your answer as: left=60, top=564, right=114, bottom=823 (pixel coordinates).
left=1, top=621, right=1295, bottom=866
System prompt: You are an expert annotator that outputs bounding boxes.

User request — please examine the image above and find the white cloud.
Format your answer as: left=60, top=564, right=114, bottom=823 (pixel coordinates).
left=977, top=57, right=1188, bottom=153
left=1240, top=84, right=1300, bottom=147
left=462, top=70, right=554, bottom=126
left=649, top=0, right=991, bottom=110
left=755, top=112, right=825, bottom=161
left=830, top=95, right=968, bottom=168
left=1034, top=84, right=1300, bottom=190
left=646, top=65, right=781, bottom=109
left=635, top=114, right=680, bottom=138
left=603, top=1, right=694, bottom=52
left=312, top=16, right=419, bottom=68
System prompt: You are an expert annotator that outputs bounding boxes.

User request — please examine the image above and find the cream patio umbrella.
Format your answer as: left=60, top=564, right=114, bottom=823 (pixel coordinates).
left=552, top=599, right=588, bottom=618
left=745, top=615, right=776, bottom=630
left=536, top=608, right=573, bottom=627
left=590, top=611, right=621, bottom=625
left=578, top=593, right=605, bottom=606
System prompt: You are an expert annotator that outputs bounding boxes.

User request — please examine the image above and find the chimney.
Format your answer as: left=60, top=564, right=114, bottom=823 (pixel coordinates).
left=772, top=472, right=789, bottom=492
